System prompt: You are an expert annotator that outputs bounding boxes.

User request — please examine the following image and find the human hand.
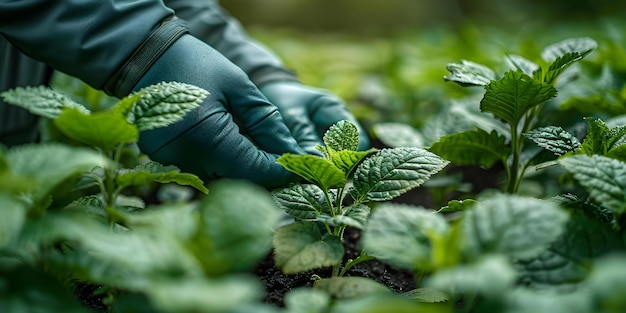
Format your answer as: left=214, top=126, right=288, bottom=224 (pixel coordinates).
left=133, top=34, right=305, bottom=188
left=259, top=81, right=370, bottom=154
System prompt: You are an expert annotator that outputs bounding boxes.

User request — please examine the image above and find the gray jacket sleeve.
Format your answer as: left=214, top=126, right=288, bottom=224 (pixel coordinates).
left=164, top=0, right=298, bottom=86
left=0, top=0, right=188, bottom=98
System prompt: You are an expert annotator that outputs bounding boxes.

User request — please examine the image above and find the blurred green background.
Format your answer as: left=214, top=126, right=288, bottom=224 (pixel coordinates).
left=217, top=0, right=626, bottom=132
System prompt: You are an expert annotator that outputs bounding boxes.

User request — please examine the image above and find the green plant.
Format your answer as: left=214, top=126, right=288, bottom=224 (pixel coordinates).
left=0, top=83, right=285, bottom=312
left=271, top=120, right=449, bottom=296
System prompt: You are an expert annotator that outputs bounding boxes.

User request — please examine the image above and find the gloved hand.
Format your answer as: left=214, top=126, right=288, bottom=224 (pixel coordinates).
left=133, top=34, right=305, bottom=188
left=259, top=81, right=370, bottom=154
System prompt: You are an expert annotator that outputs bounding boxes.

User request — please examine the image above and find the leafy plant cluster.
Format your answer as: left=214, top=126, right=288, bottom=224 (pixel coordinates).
left=0, top=83, right=291, bottom=312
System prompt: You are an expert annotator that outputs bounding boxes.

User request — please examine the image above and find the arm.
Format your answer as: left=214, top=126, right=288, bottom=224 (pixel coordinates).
left=165, top=0, right=370, bottom=153
left=0, top=0, right=303, bottom=187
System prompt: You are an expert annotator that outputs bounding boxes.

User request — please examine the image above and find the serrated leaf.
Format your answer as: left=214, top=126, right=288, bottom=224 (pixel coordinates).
left=481, top=71, right=557, bottom=127
left=463, top=194, right=569, bottom=260
left=351, top=148, right=449, bottom=202
left=525, top=126, right=581, bottom=155
left=362, top=203, right=449, bottom=269
left=328, top=148, right=377, bottom=177
left=403, top=287, right=449, bottom=303
left=426, top=255, right=517, bottom=296
left=323, top=120, right=359, bottom=151
left=579, top=117, right=609, bottom=156
left=0, top=85, right=89, bottom=119
left=273, top=222, right=344, bottom=274
left=373, top=122, right=424, bottom=148
left=505, top=54, right=540, bottom=77
left=54, top=108, right=138, bottom=150
left=516, top=210, right=623, bottom=289
left=541, top=37, right=597, bottom=62
left=315, top=204, right=371, bottom=229
left=428, top=128, right=509, bottom=168
left=559, top=155, right=626, bottom=214
left=111, top=92, right=142, bottom=117
left=444, top=60, right=496, bottom=86
left=544, top=52, right=583, bottom=84
left=6, top=144, right=108, bottom=204
left=272, top=184, right=329, bottom=219
left=314, top=277, right=390, bottom=299
left=116, top=161, right=208, bottom=194
left=278, top=154, right=346, bottom=190
left=131, top=81, right=208, bottom=131
left=192, top=179, right=282, bottom=275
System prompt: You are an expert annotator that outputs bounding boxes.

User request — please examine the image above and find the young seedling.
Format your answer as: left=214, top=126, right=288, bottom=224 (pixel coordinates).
left=271, top=120, right=449, bottom=294
left=429, top=37, right=597, bottom=193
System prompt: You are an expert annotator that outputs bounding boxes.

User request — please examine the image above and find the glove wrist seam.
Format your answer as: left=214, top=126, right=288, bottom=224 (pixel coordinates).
left=103, top=16, right=189, bottom=98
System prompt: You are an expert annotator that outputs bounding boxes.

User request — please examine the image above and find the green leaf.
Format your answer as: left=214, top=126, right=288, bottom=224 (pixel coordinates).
left=463, top=194, right=569, bottom=260
left=0, top=265, right=89, bottom=313
left=278, top=154, right=346, bottom=190
left=314, top=277, right=390, bottom=299
left=579, top=117, right=609, bottom=156
left=192, top=179, right=282, bottom=275
left=438, top=199, right=478, bottom=213
left=143, top=276, right=263, bottom=313
left=20, top=212, right=203, bottom=288
left=285, top=288, right=331, bottom=313
left=506, top=288, right=592, bottom=313
left=444, top=60, right=496, bottom=86
left=111, top=92, right=142, bottom=117
left=361, top=203, right=449, bottom=269
left=544, top=52, right=583, bottom=85
left=516, top=209, right=623, bottom=289
left=373, top=122, right=424, bottom=148
left=116, top=161, right=208, bottom=194
left=559, top=155, right=626, bottom=214
left=402, top=287, right=449, bottom=303
left=541, top=37, right=597, bottom=62
left=328, top=148, right=378, bottom=177
left=6, top=144, right=108, bottom=204
left=351, top=147, right=449, bottom=202
left=131, top=81, right=208, bottom=131
left=315, top=204, right=371, bottom=229
left=428, top=128, right=509, bottom=168
left=525, top=126, right=581, bottom=155
left=323, top=120, right=360, bottom=152
left=272, top=184, right=329, bottom=219
left=426, top=255, right=517, bottom=296
left=481, top=71, right=557, bottom=127
left=0, top=196, right=27, bottom=248
left=505, top=54, right=540, bottom=77
left=54, top=108, right=138, bottom=150
left=273, top=222, right=344, bottom=274
left=587, top=254, right=626, bottom=311
left=0, top=85, right=89, bottom=119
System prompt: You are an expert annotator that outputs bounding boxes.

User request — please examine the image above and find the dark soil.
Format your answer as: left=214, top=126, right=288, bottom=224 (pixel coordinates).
left=253, top=227, right=417, bottom=307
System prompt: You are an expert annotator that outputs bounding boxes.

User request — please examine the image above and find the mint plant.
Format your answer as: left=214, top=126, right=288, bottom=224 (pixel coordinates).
left=0, top=83, right=289, bottom=312
left=271, top=120, right=449, bottom=295
left=1, top=83, right=209, bottom=222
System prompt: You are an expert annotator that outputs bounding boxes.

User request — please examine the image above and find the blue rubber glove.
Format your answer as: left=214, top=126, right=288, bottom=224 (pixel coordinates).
left=134, top=34, right=305, bottom=188
left=259, top=81, right=370, bottom=154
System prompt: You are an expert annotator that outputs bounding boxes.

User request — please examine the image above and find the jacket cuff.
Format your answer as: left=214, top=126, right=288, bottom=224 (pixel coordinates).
left=103, top=17, right=189, bottom=98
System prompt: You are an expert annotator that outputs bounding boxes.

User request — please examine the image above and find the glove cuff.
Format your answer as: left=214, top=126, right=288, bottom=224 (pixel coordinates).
left=103, top=16, right=189, bottom=98
left=250, top=66, right=300, bottom=87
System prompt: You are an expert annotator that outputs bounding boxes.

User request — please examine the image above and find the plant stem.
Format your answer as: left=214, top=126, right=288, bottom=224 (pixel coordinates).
left=338, top=252, right=375, bottom=277
left=506, top=122, right=521, bottom=193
